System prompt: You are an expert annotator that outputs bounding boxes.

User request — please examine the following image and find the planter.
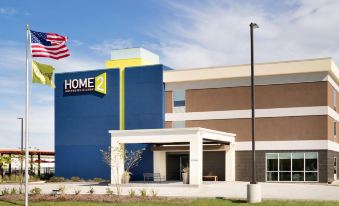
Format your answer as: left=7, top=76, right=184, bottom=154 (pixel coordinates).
left=182, top=172, right=189, bottom=184
left=122, top=173, right=130, bottom=184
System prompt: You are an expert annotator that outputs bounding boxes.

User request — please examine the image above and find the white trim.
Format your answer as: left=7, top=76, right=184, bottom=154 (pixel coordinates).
left=166, top=74, right=339, bottom=92
left=109, top=127, right=235, bottom=139
left=326, top=74, right=339, bottom=92
left=235, top=140, right=339, bottom=152
left=163, top=58, right=337, bottom=83
left=165, top=72, right=329, bottom=91
left=166, top=106, right=337, bottom=122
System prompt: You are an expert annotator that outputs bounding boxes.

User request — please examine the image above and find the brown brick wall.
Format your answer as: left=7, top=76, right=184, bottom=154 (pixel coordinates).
left=165, top=91, right=173, bottom=113
left=187, top=116, right=328, bottom=141
left=327, top=150, right=339, bottom=182
left=165, top=121, right=172, bottom=128
left=186, top=82, right=328, bottom=112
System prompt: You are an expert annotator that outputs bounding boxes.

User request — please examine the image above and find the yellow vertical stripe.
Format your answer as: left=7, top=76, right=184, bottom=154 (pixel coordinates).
left=120, top=68, right=125, bottom=130
left=105, top=57, right=158, bottom=131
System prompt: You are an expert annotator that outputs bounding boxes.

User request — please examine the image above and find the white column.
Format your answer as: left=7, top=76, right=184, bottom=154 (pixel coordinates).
left=189, top=135, right=203, bottom=185
left=111, top=138, right=124, bottom=185
left=153, top=151, right=166, bottom=181
left=225, top=143, right=235, bottom=181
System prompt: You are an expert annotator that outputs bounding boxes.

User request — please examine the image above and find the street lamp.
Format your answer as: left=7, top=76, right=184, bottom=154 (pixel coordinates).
left=247, top=22, right=262, bottom=203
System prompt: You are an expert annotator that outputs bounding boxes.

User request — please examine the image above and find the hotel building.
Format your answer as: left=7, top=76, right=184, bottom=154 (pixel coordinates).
left=163, top=57, right=339, bottom=183
left=55, top=48, right=339, bottom=184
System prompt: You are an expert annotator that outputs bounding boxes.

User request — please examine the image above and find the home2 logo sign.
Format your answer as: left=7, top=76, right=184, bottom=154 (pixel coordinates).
left=64, top=72, right=107, bottom=95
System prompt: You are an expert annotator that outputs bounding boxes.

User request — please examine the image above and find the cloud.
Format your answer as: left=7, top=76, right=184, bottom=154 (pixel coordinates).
left=150, top=0, right=339, bottom=69
left=89, top=39, right=134, bottom=55
left=40, top=54, right=103, bottom=72
left=70, top=40, right=84, bottom=47
left=0, top=7, right=17, bottom=15
left=0, top=46, right=25, bottom=71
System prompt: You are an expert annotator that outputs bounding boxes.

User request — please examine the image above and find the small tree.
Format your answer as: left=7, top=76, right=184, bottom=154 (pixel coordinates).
left=125, top=148, right=145, bottom=175
left=100, top=145, right=145, bottom=195
left=0, top=155, right=11, bottom=178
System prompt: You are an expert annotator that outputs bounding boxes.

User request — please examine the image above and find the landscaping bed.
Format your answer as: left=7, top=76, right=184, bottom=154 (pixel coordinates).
left=1, top=195, right=339, bottom=206
left=0, top=194, right=188, bottom=204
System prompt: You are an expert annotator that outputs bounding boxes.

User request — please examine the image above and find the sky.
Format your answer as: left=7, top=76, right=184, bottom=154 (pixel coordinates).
left=1, top=0, right=339, bottom=150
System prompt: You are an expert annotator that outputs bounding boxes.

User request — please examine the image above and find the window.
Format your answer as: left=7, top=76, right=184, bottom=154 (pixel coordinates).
left=279, top=153, right=291, bottom=181
left=334, top=122, right=337, bottom=142
left=172, top=121, right=185, bottom=128
left=334, top=157, right=337, bottom=177
left=292, top=153, right=304, bottom=181
left=305, top=153, right=318, bottom=181
left=173, top=90, right=185, bottom=113
left=266, top=152, right=318, bottom=182
left=334, top=88, right=336, bottom=111
left=266, top=154, right=278, bottom=181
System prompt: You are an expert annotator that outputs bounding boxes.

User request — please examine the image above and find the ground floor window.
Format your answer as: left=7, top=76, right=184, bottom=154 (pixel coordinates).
left=266, top=152, right=318, bottom=182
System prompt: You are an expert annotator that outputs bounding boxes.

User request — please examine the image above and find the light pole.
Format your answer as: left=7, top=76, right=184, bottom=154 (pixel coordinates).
left=247, top=22, right=262, bottom=203
left=17, top=117, right=24, bottom=174
left=17, top=117, right=24, bottom=194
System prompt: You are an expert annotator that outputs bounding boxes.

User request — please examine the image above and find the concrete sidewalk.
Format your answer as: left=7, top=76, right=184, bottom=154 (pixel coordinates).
left=0, top=181, right=338, bottom=201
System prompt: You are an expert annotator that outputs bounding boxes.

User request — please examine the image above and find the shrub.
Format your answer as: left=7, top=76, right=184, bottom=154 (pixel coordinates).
left=88, top=187, right=94, bottom=194
left=30, top=187, right=42, bottom=195
left=74, top=189, right=81, bottom=195
left=2, top=175, right=9, bottom=182
left=10, top=188, right=17, bottom=195
left=49, top=176, right=65, bottom=182
left=9, top=175, right=15, bottom=181
left=151, top=188, right=158, bottom=197
left=16, top=175, right=23, bottom=182
left=58, top=185, right=66, bottom=195
left=40, top=173, right=54, bottom=180
left=30, top=175, right=40, bottom=182
left=0, top=188, right=10, bottom=195
left=139, top=188, right=147, bottom=197
left=8, top=175, right=21, bottom=182
left=106, top=187, right=115, bottom=196
left=93, top=177, right=104, bottom=182
left=70, top=176, right=81, bottom=182
left=128, top=189, right=136, bottom=197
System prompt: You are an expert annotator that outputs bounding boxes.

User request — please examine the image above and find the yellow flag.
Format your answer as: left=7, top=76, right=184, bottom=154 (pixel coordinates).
left=32, top=60, right=56, bottom=88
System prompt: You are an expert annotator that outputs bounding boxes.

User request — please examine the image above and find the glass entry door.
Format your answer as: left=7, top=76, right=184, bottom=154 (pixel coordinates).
left=334, top=157, right=337, bottom=181
left=166, top=153, right=189, bottom=181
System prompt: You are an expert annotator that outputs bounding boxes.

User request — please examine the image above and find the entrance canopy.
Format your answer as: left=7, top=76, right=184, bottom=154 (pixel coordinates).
left=109, top=127, right=236, bottom=185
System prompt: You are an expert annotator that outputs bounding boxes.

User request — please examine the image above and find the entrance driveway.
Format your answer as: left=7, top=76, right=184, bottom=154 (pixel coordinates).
left=1, top=181, right=338, bottom=201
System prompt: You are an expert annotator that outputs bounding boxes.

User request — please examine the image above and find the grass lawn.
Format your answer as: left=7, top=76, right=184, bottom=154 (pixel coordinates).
left=1, top=199, right=339, bottom=206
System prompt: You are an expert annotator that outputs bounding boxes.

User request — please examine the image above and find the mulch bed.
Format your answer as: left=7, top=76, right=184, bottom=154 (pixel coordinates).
left=0, top=194, right=191, bottom=203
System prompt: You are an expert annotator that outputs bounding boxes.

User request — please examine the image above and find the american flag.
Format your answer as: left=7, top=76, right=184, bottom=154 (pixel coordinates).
left=30, top=30, right=70, bottom=60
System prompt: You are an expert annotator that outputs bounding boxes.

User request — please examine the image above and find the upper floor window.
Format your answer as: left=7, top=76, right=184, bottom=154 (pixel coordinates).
left=173, top=90, right=185, bottom=113
left=172, top=121, right=186, bottom=128
left=333, top=88, right=337, bottom=111
left=334, top=121, right=337, bottom=142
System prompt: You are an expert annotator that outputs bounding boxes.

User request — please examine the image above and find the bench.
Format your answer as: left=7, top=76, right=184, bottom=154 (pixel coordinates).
left=143, top=173, right=165, bottom=182
left=203, top=175, right=218, bottom=181
left=52, top=189, right=61, bottom=196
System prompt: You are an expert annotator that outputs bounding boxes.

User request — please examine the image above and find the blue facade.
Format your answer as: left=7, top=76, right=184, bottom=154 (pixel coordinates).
left=124, top=65, right=165, bottom=180
left=55, top=65, right=165, bottom=180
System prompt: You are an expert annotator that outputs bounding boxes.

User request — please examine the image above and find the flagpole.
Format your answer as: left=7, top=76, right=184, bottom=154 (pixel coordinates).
left=25, top=24, right=30, bottom=206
